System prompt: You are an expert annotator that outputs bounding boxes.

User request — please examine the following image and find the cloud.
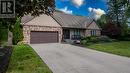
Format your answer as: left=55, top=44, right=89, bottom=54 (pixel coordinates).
left=58, top=7, right=73, bottom=14
left=72, top=0, right=84, bottom=7
left=88, top=7, right=106, bottom=20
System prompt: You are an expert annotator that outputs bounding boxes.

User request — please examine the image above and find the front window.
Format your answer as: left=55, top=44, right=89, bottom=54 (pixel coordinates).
left=74, top=29, right=80, bottom=35
left=72, top=29, right=81, bottom=40
left=91, top=30, right=96, bottom=36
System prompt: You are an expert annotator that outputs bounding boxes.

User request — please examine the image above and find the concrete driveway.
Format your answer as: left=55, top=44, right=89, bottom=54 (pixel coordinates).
left=31, top=43, right=130, bottom=73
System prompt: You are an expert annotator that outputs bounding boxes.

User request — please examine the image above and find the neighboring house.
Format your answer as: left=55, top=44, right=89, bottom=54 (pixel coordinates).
left=22, top=11, right=101, bottom=44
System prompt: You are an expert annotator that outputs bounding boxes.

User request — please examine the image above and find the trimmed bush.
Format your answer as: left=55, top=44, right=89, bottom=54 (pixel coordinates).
left=12, top=18, right=24, bottom=45
left=89, top=36, right=99, bottom=43
left=118, top=37, right=130, bottom=41
left=97, top=36, right=113, bottom=42
left=81, top=36, right=113, bottom=45
left=81, top=37, right=92, bottom=45
left=81, top=40, right=88, bottom=45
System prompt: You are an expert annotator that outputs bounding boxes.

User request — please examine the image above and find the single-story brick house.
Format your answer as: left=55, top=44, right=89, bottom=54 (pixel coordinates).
left=22, top=11, right=101, bottom=44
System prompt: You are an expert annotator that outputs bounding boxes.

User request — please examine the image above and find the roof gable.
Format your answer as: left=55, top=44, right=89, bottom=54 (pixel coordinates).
left=22, top=14, right=61, bottom=27
left=87, top=21, right=101, bottom=30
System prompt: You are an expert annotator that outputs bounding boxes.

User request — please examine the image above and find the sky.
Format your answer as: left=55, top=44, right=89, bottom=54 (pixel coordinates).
left=55, top=0, right=107, bottom=20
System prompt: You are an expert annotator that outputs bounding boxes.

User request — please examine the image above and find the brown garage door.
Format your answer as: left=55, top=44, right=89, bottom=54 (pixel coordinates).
left=30, top=31, right=59, bottom=44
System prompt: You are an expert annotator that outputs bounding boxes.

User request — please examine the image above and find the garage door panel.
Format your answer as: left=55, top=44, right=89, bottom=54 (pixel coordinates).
left=30, top=31, right=58, bottom=44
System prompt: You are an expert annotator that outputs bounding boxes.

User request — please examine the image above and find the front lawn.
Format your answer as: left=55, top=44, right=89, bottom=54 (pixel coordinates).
left=87, top=41, right=130, bottom=57
left=7, top=44, right=52, bottom=73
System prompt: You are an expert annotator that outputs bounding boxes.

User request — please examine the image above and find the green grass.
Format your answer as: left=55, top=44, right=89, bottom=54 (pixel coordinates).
left=7, top=44, right=52, bottom=73
left=87, top=41, right=130, bottom=57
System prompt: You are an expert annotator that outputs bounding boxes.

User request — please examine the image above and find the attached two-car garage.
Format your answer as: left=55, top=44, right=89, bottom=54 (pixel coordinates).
left=30, top=31, right=59, bottom=44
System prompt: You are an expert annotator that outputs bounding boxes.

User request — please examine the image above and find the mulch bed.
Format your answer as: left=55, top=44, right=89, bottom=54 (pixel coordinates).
left=0, top=46, right=13, bottom=73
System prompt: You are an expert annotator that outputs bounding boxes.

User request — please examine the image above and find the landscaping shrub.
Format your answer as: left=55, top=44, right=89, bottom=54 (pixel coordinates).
left=81, top=37, right=92, bottom=45
left=12, top=18, right=24, bottom=45
left=123, top=37, right=130, bottom=41
left=89, top=36, right=99, bottom=43
left=97, top=36, right=113, bottom=42
left=81, top=36, right=113, bottom=45
left=117, top=36, right=130, bottom=41
left=81, top=40, right=88, bottom=45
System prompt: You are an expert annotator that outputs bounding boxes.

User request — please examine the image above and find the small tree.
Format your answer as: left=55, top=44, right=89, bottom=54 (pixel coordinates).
left=12, top=18, right=23, bottom=45
left=102, top=22, right=121, bottom=38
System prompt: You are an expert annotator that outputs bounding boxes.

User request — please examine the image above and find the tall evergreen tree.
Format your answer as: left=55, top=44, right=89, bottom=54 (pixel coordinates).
left=107, top=0, right=129, bottom=36
left=107, top=0, right=127, bottom=26
left=12, top=18, right=23, bottom=45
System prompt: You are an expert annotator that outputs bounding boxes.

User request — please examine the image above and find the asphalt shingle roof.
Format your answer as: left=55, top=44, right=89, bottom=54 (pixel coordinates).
left=52, top=11, right=93, bottom=29
left=21, top=11, right=94, bottom=29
